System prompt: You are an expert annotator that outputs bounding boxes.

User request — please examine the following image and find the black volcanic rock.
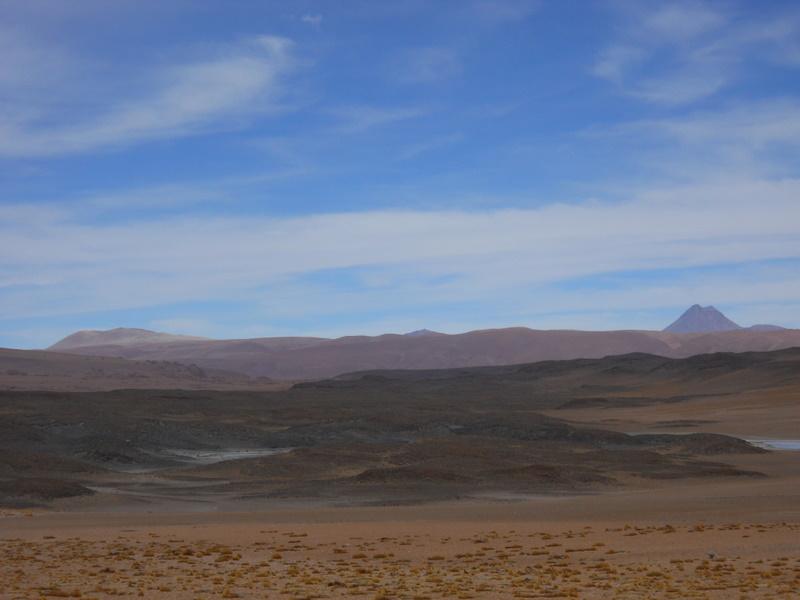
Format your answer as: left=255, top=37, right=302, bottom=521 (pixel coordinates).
left=664, top=305, right=741, bottom=333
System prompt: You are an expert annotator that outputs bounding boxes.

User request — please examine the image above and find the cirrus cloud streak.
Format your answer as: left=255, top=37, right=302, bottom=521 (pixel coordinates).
left=2, top=177, right=799, bottom=321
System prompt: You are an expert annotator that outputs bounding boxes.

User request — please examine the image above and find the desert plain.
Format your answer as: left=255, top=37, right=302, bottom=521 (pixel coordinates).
left=1, top=348, right=799, bottom=598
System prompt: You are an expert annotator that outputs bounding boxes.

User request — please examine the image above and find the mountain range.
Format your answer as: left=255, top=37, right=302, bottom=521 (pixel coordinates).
left=35, top=306, right=797, bottom=381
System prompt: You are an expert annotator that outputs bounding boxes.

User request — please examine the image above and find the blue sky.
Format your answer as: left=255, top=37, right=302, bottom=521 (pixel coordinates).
left=2, top=0, right=800, bottom=348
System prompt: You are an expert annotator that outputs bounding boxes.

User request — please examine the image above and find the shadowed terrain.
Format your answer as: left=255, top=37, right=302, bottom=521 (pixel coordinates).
left=2, top=348, right=799, bottom=600
left=0, top=348, right=286, bottom=392
left=4, top=347, right=799, bottom=509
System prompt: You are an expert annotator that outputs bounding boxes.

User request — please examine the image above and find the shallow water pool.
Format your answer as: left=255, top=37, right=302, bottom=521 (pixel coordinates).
left=161, top=447, right=293, bottom=464
left=745, top=439, right=800, bottom=451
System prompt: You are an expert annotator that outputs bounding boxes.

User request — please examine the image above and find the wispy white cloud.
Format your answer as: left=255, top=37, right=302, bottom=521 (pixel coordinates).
left=580, top=99, right=800, bottom=184
left=640, top=99, right=800, bottom=147
left=0, top=35, right=296, bottom=157
left=2, top=177, right=799, bottom=321
left=329, top=105, right=428, bottom=133
left=640, top=3, right=726, bottom=42
left=631, top=70, right=728, bottom=105
left=593, top=3, right=800, bottom=105
left=394, top=46, right=462, bottom=84
left=469, top=0, right=540, bottom=24
left=592, top=45, right=645, bottom=83
left=397, top=133, right=464, bottom=160
left=300, top=13, right=323, bottom=28
left=0, top=27, right=77, bottom=91
left=252, top=261, right=800, bottom=333
left=75, top=168, right=312, bottom=214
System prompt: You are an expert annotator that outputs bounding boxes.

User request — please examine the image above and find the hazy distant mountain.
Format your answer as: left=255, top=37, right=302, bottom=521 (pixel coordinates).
left=748, top=324, right=786, bottom=331
left=50, top=327, right=207, bottom=351
left=46, top=328, right=675, bottom=379
left=404, top=329, right=443, bottom=337
left=45, top=319, right=800, bottom=380
left=663, top=305, right=742, bottom=333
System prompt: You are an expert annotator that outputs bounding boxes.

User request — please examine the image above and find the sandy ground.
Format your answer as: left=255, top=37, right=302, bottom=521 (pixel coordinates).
left=2, top=452, right=799, bottom=599
left=546, top=386, right=800, bottom=439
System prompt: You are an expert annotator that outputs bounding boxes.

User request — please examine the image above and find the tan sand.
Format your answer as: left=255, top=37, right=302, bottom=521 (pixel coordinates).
left=2, top=450, right=799, bottom=599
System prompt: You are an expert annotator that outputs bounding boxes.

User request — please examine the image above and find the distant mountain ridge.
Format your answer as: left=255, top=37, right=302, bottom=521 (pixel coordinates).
left=404, top=329, right=444, bottom=337
left=749, top=324, right=786, bottom=331
left=50, top=327, right=207, bottom=351
left=43, top=306, right=798, bottom=380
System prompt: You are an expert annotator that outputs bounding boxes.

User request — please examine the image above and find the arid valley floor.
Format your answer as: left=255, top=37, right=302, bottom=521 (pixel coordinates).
left=1, top=348, right=799, bottom=598
left=6, top=0, right=800, bottom=596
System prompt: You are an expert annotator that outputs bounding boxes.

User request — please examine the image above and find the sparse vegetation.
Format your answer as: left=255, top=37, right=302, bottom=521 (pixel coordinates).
left=2, top=522, right=797, bottom=599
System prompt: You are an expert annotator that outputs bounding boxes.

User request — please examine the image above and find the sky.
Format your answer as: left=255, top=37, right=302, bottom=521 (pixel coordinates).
left=2, top=0, right=800, bottom=348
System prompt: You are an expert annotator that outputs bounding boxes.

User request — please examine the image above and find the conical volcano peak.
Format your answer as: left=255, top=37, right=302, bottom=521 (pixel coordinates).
left=664, top=305, right=742, bottom=333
